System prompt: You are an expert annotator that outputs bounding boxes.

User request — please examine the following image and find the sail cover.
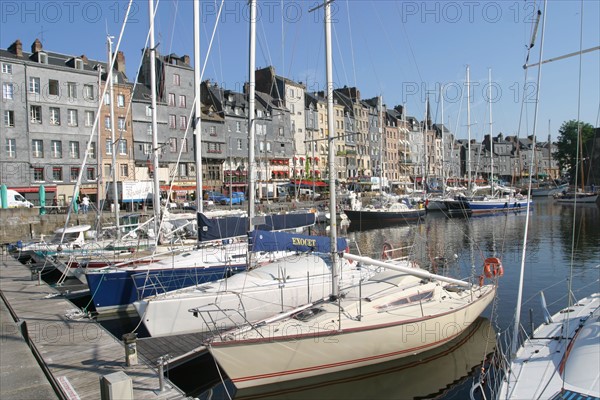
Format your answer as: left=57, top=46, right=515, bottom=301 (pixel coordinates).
left=250, top=230, right=347, bottom=253
left=197, top=212, right=316, bottom=242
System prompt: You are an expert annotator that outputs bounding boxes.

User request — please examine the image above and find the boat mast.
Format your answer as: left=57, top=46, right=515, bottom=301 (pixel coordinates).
left=107, top=35, right=120, bottom=238
left=440, top=84, right=445, bottom=196
left=466, top=66, right=472, bottom=193
left=148, top=0, right=161, bottom=237
left=488, top=68, right=494, bottom=195
left=324, top=0, right=339, bottom=297
left=248, top=0, right=257, bottom=232
left=379, top=95, right=384, bottom=198
left=193, top=0, right=203, bottom=213
left=512, top=0, right=546, bottom=356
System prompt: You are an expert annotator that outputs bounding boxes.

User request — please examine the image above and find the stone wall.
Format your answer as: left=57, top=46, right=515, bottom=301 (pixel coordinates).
left=0, top=209, right=113, bottom=244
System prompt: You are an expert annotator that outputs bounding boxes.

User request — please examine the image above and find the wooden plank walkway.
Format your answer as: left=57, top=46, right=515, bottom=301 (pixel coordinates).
left=0, top=254, right=186, bottom=400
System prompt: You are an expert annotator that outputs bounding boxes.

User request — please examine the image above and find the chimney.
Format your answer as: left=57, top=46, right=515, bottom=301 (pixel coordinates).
left=80, top=54, right=88, bottom=64
left=115, top=51, right=126, bottom=73
left=182, top=55, right=190, bottom=65
left=31, top=38, right=43, bottom=53
left=8, top=40, right=23, bottom=57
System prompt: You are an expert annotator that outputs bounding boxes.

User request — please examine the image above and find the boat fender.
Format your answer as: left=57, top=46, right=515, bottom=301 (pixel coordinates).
left=479, top=274, right=485, bottom=287
left=483, top=257, right=504, bottom=278
left=344, top=246, right=353, bottom=263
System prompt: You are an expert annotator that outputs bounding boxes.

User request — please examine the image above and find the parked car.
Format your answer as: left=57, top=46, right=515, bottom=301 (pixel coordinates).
left=220, top=192, right=245, bottom=205
left=298, top=188, right=320, bottom=200
left=204, top=191, right=226, bottom=202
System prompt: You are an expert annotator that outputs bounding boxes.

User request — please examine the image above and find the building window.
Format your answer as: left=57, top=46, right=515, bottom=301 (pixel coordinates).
left=29, top=77, right=40, bottom=94
left=143, top=143, right=152, bottom=154
left=38, top=53, right=48, bottom=64
left=259, top=141, right=264, bottom=152
left=105, top=139, right=112, bottom=155
left=169, top=114, right=176, bottom=129
left=49, top=107, right=60, bottom=125
left=32, top=139, right=44, bottom=158
left=48, top=79, right=59, bottom=96
left=89, top=142, right=96, bottom=159
left=67, top=82, right=77, bottom=99
left=86, top=167, right=95, bottom=180
left=146, top=124, right=153, bottom=135
left=30, top=105, right=42, bottom=123
left=117, top=117, right=126, bottom=131
left=118, top=139, right=127, bottom=155
left=173, top=74, right=180, bottom=86
left=85, top=110, right=94, bottom=126
left=266, top=142, right=271, bottom=152
left=179, top=163, right=187, bottom=177
left=34, top=168, right=44, bottom=181
left=169, top=137, right=177, bottom=153
left=83, top=84, right=94, bottom=100
left=237, top=139, right=242, bottom=150
left=168, top=93, right=175, bottom=106
left=67, top=109, right=78, bottom=126
left=279, top=127, right=284, bottom=136
left=2, top=82, right=14, bottom=99
left=1, top=63, right=12, bottom=74
left=4, top=110, right=15, bottom=127
left=70, top=167, right=79, bottom=181
left=179, top=115, right=187, bottom=130
left=104, top=115, right=111, bottom=130
left=69, top=141, right=80, bottom=158
left=5, top=138, right=16, bottom=158
left=120, top=164, right=129, bottom=177
left=181, top=138, right=188, bottom=153
left=104, top=164, right=111, bottom=178
left=236, top=121, right=241, bottom=132
left=145, top=105, right=152, bottom=117
left=104, top=93, right=110, bottom=105
left=117, top=94, right=125, bottom=107
left=208, top=126, right=216, bottom=136
left=52, top=167, right=62, bottom=181
left=178, top=95, right=186, bottom=108
left=50, top=140, right=62, bottom=158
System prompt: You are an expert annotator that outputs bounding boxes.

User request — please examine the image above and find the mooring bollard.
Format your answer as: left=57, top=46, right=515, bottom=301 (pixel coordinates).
left=157, top=356, right=165, bottom=392
left=122, top=333, right=138, bottom=366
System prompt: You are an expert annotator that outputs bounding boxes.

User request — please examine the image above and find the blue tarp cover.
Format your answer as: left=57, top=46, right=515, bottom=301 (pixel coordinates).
left=197, top=212, right=316, bottom=242
left=250, top=230, right=347, bottom=253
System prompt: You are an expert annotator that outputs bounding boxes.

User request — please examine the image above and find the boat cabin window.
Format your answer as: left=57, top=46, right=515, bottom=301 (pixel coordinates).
left=375, top=290, right=434, bottom=312
left=293, top=307, right=326, bottom=322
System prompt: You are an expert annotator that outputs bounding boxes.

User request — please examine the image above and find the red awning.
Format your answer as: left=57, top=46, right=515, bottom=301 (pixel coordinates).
left=291, top=180, right=327, bottom=187
left=10, top=186, right=57, bottom=193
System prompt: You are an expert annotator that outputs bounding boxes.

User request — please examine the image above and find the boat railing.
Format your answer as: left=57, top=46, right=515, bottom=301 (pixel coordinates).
left=132, top=265, right=241, bottom=301
left=188, top=305, right=257, bottom=340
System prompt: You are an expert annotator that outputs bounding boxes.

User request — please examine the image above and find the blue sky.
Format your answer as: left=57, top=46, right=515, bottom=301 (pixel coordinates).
left=2, top=0, right=598, bottom=141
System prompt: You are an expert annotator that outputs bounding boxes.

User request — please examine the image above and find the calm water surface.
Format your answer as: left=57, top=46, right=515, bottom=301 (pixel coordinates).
left=104, top=198, right=600, bottom=399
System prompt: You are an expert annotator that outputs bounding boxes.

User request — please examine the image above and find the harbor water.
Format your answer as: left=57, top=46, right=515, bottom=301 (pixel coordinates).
left=95, top=197, right=599, bottom=399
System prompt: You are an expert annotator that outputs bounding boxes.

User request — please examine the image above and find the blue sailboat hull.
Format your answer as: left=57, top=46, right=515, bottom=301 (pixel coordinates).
left=86, top=264, right=246, bottom=314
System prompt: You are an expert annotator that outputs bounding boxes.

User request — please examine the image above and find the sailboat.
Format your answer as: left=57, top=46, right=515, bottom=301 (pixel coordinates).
left=343, top=96, right=426, bottom=227
left=445, top=68, right=532, bottom=216
left=183, top=1, right=497, bottom=390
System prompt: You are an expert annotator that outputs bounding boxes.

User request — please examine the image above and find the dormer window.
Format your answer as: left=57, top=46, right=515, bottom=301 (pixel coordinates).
left=75, top=58, right=84, bottom=70
left=38, top=52, right=48, bottom=64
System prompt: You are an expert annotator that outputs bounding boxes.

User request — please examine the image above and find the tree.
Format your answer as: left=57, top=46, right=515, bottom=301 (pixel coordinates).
left=553, top=120, right=595, bottom=182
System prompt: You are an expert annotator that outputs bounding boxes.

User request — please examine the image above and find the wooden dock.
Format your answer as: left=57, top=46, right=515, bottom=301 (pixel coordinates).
left=0, top=254, right=186, bottom=400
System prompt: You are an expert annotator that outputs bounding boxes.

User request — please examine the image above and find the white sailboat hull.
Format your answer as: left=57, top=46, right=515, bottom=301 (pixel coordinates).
left=207, top=277, right=496, bottom=389
left=136, top=255, right=374, bottom=337
left=499, top=293, right=600, bottom=400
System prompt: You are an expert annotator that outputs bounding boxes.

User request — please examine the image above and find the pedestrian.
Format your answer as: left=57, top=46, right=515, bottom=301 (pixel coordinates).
left=82, top=195, right=90, bottom=214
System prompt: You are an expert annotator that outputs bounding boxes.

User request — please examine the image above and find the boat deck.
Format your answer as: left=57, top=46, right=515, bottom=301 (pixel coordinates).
left=0, top=254, right=186, bottom=400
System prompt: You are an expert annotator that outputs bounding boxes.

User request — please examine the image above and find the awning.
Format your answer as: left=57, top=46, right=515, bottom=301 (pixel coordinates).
left=10, top=186, right=57, bottom=193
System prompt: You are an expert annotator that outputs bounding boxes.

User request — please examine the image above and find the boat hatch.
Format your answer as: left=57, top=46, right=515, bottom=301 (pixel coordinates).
left=293, top=307, right=326, bottom=322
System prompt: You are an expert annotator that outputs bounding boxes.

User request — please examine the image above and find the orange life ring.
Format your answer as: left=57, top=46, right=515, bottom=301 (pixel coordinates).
left=381, top=242, right=392, bottom=260
left=483, top=257, right=504, bottom=278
